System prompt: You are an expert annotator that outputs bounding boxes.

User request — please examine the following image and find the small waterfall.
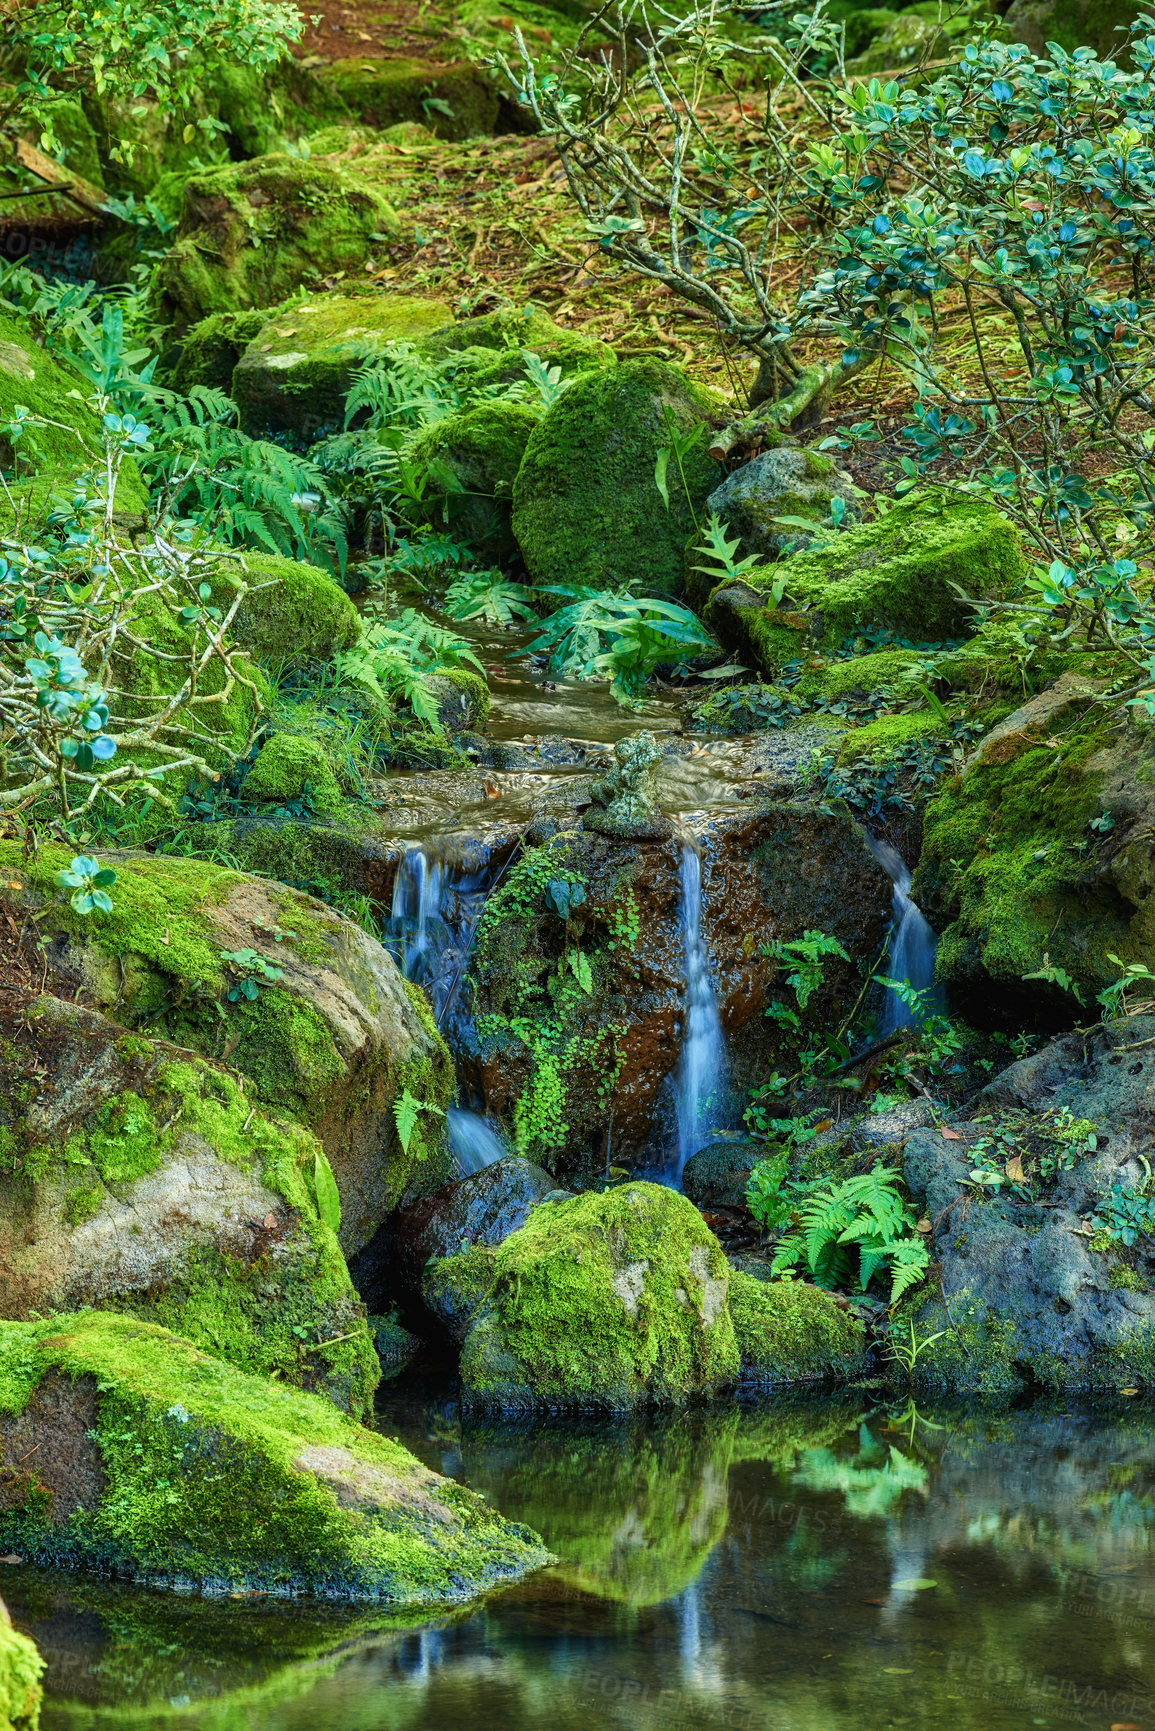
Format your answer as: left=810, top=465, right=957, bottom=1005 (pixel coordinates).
left=447, top=1107, right=507, bottom=1175
left=867, top=837, right=939, bottom=1034
left=386, top=842, right=494, bottom=1043
left=673, top=843, right=726, bottom=1181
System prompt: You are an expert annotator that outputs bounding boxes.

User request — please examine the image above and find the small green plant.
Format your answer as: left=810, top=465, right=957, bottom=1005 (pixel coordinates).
left=55, top=855, right=116, bottom=915
left=1097, top=954, right=1155, bottom=1020
left=745, top=1147, right=794, bottom=1231
left=311, top=1151, right=342, bottom=1235
left=770, top=1166, right=930, bottom=1305
left=767, top=930, right=850, bottom=1012
left=443, top=573, right=538, bottom=626
left=522, top=350, right=568, bottom=409
left=654, top=406, right=705, bottom=526
left=543, top=877, right=587, bottom=920
left=393, top=1088, right=447, bottom=1158
left=1021, top=954, right=1086, bottom=1006
left=219, top=948, right=284, bottom=1003
left=690, top=512, right=762, bottom=586
left=885, top=1317, right=947, bottom=1383
left=528, top=586, right=716, bottom=703
left=334, top=609, right=485, bottom=728
left=1088, top=1183, right=1155, bottom=1248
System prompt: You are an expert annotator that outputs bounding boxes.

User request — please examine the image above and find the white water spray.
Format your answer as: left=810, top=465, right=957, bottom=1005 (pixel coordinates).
left=867, top=837, right=939, bottom=1034
left=447, top=1107, right=507, bottom=1175
left=673, top=843, right=726, bottom=1180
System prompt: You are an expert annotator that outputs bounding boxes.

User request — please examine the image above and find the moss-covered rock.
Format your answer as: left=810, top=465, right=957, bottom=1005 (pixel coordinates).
left=708, top=491, right=1027, bottom=672
left=682, top=1140, right=762, bottom=1209
left=512, top=358, right=723, bottom=598
left=168, top=308, right=272, bottom=393
left=314, top=57, right=503, bottom=140
left=0, top=1598, right=40, bottom=1731
left=243, top=733, right=344, bottom=815
left=729, top=1271, right=868, bottom=1387
left=845, top=7, right=943, bottom=70
left=0, top=311, right=147, bottom=514
left=221, top=549, right=361, bottom=666
left=155, top=156, right=398, bottom=330
left=423, top=1244, right=499, bottom=1345
left=701, top=445, right=856, bottom=572
left=1003, top=0, right=1136, bottom=60
left=0, top=995, right=377, bottom=1416
left=417, top=302, right=616, bottom=398
left=914, top=674, right=1154, bottom=1008
left=232, top=290, right=452, bottom=437
left=0, top=1312, right=550, bottom=1598
left=459, top=1183, right=739, bottom=1411
left=0, top=845, right=454, bottom=1258
left=407, top=398, right=539, bottom=556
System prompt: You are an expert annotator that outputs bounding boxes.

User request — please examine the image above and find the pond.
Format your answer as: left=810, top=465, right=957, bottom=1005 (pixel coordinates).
left=7, top=1358, right=1155, bottom=1731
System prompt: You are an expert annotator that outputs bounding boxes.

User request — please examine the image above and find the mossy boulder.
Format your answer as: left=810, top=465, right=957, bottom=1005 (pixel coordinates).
left=1003, top=0, right=1136, bottom=59
left=397, top=1156, right=560, bottom=1317
left=243, top=733, right=344, bottom=815
left=729, top=1271, right=868, bottom=1387
left=417, top=303, right=616, bottom=398
left=221, top=549, right=361, bottom=666
left=155, top=156, right=398, bottom=330
left=0, top=995, right=377, bottom=1416
left=232, top=290, right=452, bottom=437
left=407, top=399, right=539, bottom=555
left=708, top=490, right=1026, bottom=671
left=0, top=1312, right=551, bottom=1598
left=423, top=1244, right=499, bottom=1346
left=512, top=359, right=724, bottom=599
left=0, top=310, right=147, bottom=514
left=458, top=1183, right=739, bottom=1411
left=315, top=57, right=502, bottom=140
left=701, top=446, right=856, bottom=571
left=915, top=674, right=1155, bottom=1010
left=0, top=845, right=454, bottom=1258
left=0, top=1599, right=40, bottom=1731
left=168, top=308, right=272, bottom=393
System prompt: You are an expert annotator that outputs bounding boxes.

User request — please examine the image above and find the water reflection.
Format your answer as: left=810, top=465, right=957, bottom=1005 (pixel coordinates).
left=10, top=1385, right=1155, bottom=1730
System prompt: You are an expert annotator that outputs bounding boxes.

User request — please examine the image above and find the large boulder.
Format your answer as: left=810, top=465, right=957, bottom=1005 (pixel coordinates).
left=406, top=399, right=539, bottom=557
left=904, top=1018, right=1155, bottom=1390
left=215, top=548, right=361, bottom=665
left=314, top=57, right=503, bottom=140
left=0, top=995, right=377, bottom=1416
left=729, top=1270, right=868, bottom=1388
left=416, top=303, right=616, bottom=398
left=702, top=445, right=856, bottom=572
left=0, top=1601, right=39, bottom=1731
left=459, top=1184, right=739, bottom=1411
left=395, top=1154, right=560, bottom=1297
left=232, top=290, right=452, bottom=438
left=707, top=490, right=1027, bottom=676
left=0, top=1313, right=550, bottom=1598
left=155, top=155, right=398, bottom=329
left=914, top=674, right=1153, bottom=1012
left=512, top=358, right=724, bottom=599
left=242, top=732, right=345, bottom=816
left=0, top=845, right=455, bottom=1258
left=468, top=808, right=891, bottom=1167
left=682, top=1140, right=763, bottom=1210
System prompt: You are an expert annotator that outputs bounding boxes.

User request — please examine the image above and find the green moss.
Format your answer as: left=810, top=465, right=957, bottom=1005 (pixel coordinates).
left=729, top=1270, right=868, bottom=1384
left=71, top=1091, right=163, bottom=1186
left=407, top=398, right=539, bottom=555
left=423, top=1244, right=498, bottom=1338
left=167, top=308, right=272, bottom=394
left=428, top=667, right=491, bottom=732
left=794, top=648, right=924, bottom=702
left=460, top=1184, right=739, bottom=1410
left=243, top=735, right=344, bottom=815
left=0, top=311, right=146, bottom=513
left=511, top=358, right=724, bottom=599
left=0, top=1602, right=42, bottom=1731
left=0, top=1312, right=550, bottom=1598
left=215, top=550, right=360, bottom=666
left=836, top=707, right=946, bottom=763
left=418, top=303, right=616, bottom=396
left=155, top=157, right=399, bottom=330
left=232, top=290, right=452, bottom=436
left=314, top=57, right=501, bottom=140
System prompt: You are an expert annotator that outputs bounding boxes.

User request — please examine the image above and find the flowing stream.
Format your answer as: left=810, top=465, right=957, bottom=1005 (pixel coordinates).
left=867, top=836, right=940, bottom=1034
left=673, top=842, right=727, bottom=1182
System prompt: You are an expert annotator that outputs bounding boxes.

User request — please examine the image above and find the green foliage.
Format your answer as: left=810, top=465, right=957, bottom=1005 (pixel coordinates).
left=744, top=1146, right=794, bottom=1231
left=1097, top=953, right=1155, bottom=1020
left=769, top=1166, right=930, bottom=1305
left=54, top=853, right=116, bottom=915
left=885, top=1317, right=947, bottom=1382
left=311, top=1149, right=342, bottom=1235
left=958, top=1104, right=1098, bottom=1202
left=443, top=572, right=538, bottom=625
left=691, top=511, right=761, bottom=587
left=219, top=947, right=285, bottom=1003
left=767, top=930, right=850, bottom=1011
left=654, top=406, right=706, bottom=525
left=392, top=1087, right=445, bottom=1158
left=1088, top=1183, right=1155, bottom=1248
left=529, top=586, right=716, bottom=703
left=334, top=609, right=484, bottom=727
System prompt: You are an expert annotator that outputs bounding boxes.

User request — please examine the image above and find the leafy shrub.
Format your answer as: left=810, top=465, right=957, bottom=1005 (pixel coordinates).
left=747, top=1163, right=929, bottom=1304
left=334, top=610, right=484, bottom=727
left=528, top=585, right=717, bottom=703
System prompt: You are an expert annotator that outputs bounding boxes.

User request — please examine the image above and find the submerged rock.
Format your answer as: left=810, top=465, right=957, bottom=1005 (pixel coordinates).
left=0, top=1313, right=550, bottom=1600
left=232, top=290, right=452, bottom=437
left=0, top=995, right=378, bottom=1415
left=512, top=358, right=723, bottom=598
left=459, top=1183, right=738, bottom=1411
left=904, top=1018, right=1155, bottom=1390
left=156, top=155, right=397, bottom=328
left=0, top=845, right=454, bottom=1259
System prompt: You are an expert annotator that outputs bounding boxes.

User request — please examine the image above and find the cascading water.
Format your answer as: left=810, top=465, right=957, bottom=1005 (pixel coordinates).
left=673, top=843, right=727, bottom=1182
left=867, top=836, right=939, bottom=1034
left=446, top=1107, right=507, bottom=1175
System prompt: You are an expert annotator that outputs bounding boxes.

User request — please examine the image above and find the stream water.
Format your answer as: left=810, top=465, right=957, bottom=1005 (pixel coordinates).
left=11, top=1365, right=1155, bottom=1730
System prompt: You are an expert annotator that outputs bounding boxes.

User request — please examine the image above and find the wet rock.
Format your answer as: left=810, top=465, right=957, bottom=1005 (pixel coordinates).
left=729, top=1270, right=868, bottom=1388
left=0, top=843, right=454, bottom=1260
left=469, top=804, right=891, bottom=1167
left=232, top=290, right=452, bottom=437
left=0, top=1313, right=551, bottom=1599
left=583, top=730, right=673, bottom=841
left=512, top=358, right=724, bottom=599
left=682, top=1140, right=762, bottom=1209
left=703, top=446, right=856, bottom=568
left=395, top=1154, right=561, bottom=1298
left=706, top=489, right=1026, bottom=680
left=459, top=1183, right=738, bottom=1411
left=0, top=995, right=378, bottom=1416
left=423, top=1244, right=499, bottom=1345
left=155, top=156, right=397, bottom=329
left=369, top=1316, right=423, bottom=1369
left=904, top=1017, right=1155, bottom=1390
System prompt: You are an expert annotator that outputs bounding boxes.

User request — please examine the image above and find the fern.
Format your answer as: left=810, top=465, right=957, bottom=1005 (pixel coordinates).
left=444, top=572, right=538, bottom=625
left=769, top=1166, right=929, bottom=1305
left=334, top=609, right=485, bottom=727
left=529, top=585, right=717, bottom=701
